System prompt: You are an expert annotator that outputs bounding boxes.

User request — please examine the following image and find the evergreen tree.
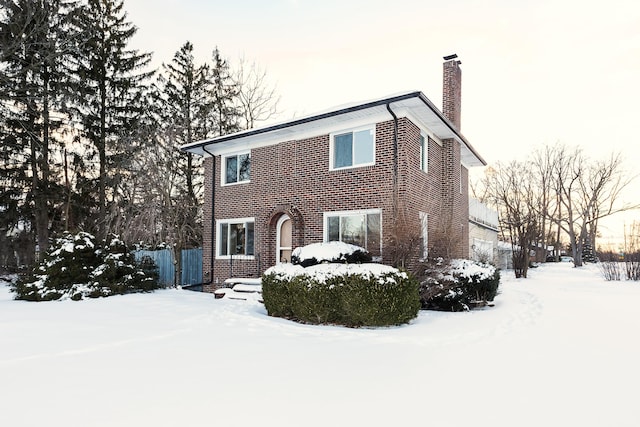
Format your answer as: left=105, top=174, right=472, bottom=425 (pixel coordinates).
left=150, top=42, right=220, bottom=249
left=210, top=47, right=240, bottom=136
left=582, top=240, right=597, bottom=263
left=67, top=0, right=152, bottom=239
left=130, top=44, right=242, bottom=252
left=0, top=0, right=77, bottom=258
left=156, top=41, right=213, bottom=209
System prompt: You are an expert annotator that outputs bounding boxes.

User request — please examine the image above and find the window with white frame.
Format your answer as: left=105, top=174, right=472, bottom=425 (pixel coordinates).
left=419, top=212, right=428, bottom=260
left=222, top=151, right=250, bottom=185
left=330, top=126, right=375, bottom=170
left=217, top=218, right=255, bottom=257
left=419, top=133, right=428, bottom=172
left=324, top=209, right=381, bottom=258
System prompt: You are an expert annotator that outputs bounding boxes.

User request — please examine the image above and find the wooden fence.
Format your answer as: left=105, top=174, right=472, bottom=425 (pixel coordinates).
left=134, top=248, right=202, bottom=287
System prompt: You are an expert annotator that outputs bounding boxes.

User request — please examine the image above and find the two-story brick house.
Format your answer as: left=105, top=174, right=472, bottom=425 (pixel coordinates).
left=182, top=56, right=486, bottom=291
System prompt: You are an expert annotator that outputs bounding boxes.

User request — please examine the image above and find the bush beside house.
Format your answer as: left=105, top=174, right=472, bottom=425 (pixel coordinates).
left=262, top=242, right=420, bottom=327
left=13, top=232, right=159, bottom=301
left=419, top=258, right=500, bottom=311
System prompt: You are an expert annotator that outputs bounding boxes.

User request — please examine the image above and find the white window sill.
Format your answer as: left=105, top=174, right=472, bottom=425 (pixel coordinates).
left=216, top=255, right=255, bottom=260
left=221, top=180, right=251, bottom=187
left=329, top=162, right=375, bottom=172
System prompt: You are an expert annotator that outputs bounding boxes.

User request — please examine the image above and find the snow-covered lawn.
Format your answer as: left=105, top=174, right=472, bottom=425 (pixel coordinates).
left=1, top=262, right=639, bottom=426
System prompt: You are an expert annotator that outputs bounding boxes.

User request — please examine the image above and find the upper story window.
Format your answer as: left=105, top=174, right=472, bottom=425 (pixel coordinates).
left=330, top=126, right=375, bottom=170
left=419, top=133, right=428, bottom=172
left=222, top=151, right=250, bottom=185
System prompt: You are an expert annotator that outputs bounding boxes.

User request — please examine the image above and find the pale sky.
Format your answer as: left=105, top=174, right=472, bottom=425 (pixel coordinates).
left=126, top=0, right=640, bottom=243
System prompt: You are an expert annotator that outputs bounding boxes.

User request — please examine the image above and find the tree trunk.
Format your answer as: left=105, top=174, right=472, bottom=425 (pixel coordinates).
left=99, top=64, right=107, bottom=240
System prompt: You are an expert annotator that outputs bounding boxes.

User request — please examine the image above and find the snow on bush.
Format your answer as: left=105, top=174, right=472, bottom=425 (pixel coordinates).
left=291, top=241, right=372, bottom=267
left=262, top=242, right=419, bottom=327
left=419, top=258, right=500, bottom=311
left=12, top=232, right=159, bottom=301
left=450, top=259, right=497, bottom=282
left=265, top=262, right=407, bottom=286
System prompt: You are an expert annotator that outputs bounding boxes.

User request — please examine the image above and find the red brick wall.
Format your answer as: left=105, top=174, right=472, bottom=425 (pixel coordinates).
left=438, top=137, right=469, bottom=259
left=395, top=120, right=468, bottom=267
left=202, top=116, right=470, bottom=288
left=202, top=157, right=214, bottom=292
left=395, top=120, right=444, bottom=266
left=441, top=58, right=468, bottom=258
left=443, top=59, right=462, bottom=130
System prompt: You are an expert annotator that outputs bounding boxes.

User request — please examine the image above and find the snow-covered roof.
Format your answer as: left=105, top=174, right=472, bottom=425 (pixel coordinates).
left=181, top=91, right=486, bottom=168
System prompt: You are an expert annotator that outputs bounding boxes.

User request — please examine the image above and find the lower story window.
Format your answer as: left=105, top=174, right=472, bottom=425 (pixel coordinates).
left=324, top=210, right=381, bottom=258
left=218, top=218, right=254, bottom=257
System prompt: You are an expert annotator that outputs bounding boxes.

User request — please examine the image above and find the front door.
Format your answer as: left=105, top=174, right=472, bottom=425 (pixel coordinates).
left=276, top=215, right=292, bottom=263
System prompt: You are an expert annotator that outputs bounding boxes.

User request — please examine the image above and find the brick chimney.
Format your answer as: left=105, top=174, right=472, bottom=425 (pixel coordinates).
left=442, top=54, right=462, bottom=130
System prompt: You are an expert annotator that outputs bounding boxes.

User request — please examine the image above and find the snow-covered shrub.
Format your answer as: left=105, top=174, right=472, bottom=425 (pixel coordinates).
left=419, top=258, right=500, bottom=311
left=13, top=233, right=159, bottom=301
left=291, top=241, right=372, bottom=267
left=420, top=278, right=470, bottom=312
left=451, top=259, right=500, bottom=303
left=91, top=238, right=158, bottom=295
left=262, top=244, right=419, bottom=327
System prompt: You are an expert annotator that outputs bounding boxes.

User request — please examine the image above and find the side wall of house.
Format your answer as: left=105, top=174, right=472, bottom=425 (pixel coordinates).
left=441, top=138, right=469, bottom=259
left=396, top=120, right=469, bottom=270
left=203, top=157, right=214, bottom=292
left=396, top=119, right=444, bottom=267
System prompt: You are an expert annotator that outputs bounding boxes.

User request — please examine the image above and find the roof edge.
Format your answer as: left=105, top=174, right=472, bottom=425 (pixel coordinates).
left=181, top=90, right=486, bottom=167
left=180, top=91, right=423, bottom=152
left=414, top=92, right=487, bottom=166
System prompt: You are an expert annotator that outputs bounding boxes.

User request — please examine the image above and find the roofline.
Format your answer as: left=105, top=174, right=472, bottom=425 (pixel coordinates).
left=181, top=90, right=486, bottom=166
left=413, top=92, right=486, bottom=166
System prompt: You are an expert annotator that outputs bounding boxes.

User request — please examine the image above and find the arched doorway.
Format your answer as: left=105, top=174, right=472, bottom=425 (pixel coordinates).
left=276, top=214, right=292, bottom=263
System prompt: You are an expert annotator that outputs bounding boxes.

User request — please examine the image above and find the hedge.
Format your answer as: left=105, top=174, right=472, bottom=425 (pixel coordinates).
left=262, top=263, right=420, bottom=327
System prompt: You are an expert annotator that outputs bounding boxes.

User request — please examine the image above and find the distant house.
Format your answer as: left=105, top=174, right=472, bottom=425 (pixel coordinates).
left=182, top=55, right=486, bottom=291
left=469, top=198, right=499, bottom=264
left=496, top=241, right=515, bottom=270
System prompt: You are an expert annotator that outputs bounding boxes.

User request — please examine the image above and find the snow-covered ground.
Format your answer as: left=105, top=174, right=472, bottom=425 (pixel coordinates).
left=1, top=262, right=639, bottom=426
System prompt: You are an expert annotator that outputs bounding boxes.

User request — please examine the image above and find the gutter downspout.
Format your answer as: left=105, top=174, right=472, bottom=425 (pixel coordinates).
left=202, top=146, right=216, bottom=288
left=386, top=103, right=399, bottom=215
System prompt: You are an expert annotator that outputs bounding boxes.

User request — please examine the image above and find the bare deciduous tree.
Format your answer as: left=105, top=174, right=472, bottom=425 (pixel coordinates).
left=483, top=161, right=539, bottom=278
left=234, top=56, right=280, bottom=129
left=475, top=143, right=639, bottom=274
left=553, top=146, right=638, bottom=266
left=531, top=144, right=562, bottom=261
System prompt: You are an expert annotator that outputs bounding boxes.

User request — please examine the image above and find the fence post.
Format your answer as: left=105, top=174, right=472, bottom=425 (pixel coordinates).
left=173, top=254, right=178, bottom=287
